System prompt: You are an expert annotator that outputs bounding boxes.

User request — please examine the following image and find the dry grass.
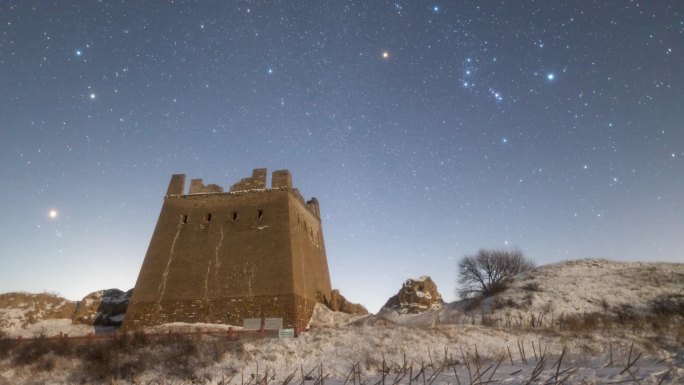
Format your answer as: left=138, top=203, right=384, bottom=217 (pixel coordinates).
left=1, top=332, right=244, bottom=382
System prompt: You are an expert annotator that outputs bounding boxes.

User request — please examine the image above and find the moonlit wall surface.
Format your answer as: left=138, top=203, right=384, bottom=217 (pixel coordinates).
left=0, top=1, right=682, bottom=312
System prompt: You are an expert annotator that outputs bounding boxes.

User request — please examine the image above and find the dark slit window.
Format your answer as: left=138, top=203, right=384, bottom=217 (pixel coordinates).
left=258, top=210, right=263, bottom=219
left=205, top=213, right=212, bottom=222
left=232, top=212, right=238, bottom=221
left=181, top=214, right=188, bottom=224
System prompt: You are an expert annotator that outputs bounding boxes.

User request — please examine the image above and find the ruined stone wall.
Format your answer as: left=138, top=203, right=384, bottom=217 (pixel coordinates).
left=289, top=196, right=332, bottom=304
left=125, top=169, right=331, bottom=331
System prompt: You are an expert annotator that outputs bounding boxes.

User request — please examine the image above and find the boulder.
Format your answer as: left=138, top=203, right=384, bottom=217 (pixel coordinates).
left=72, top=289, right=132, bottom=327
left=382, top=276, right=443, bottom=314
left=325, top=289, right=369, bottom=315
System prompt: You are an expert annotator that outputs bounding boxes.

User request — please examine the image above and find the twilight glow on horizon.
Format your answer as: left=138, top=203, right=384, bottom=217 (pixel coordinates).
left=0, top=1, right=682, bottom=312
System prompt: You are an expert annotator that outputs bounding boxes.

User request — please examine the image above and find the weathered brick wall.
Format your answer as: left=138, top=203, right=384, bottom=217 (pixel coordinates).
left=124, top=170, right=331, bottom=332
left=126, top=294, right=311, bottom=330
left=289, top=197, right=332, bottom=304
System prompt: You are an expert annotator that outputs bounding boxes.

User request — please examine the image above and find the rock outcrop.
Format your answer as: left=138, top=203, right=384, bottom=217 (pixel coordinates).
left=325, top=289, right=369, bottom=315
left=382, top=276, right=443, bottom=314
left=72, top=289, right=132, bottom=327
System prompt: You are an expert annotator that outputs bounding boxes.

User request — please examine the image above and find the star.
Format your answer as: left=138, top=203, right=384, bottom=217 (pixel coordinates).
left=267, top=68, right=273, bottom=75
left=547, top=73, right=555, bottom=80
left=89, top=93, right=96, bottom=100
left=381, top=51, right=390, bottom=59
left=48, top=209, right=58, bottom=219
left=432, top=5, right=440, bottom=13
left=75, top=49, right=82, bottom=57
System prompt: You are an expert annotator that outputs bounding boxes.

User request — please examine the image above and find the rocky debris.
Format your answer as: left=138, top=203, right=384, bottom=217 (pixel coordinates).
left=382, top=276, right=443, bottom=314
left=308, top=303, right=368, bottom=328
left=324, top=289, right=369, bottom=315
left=72, top=289, right=132, bottom=327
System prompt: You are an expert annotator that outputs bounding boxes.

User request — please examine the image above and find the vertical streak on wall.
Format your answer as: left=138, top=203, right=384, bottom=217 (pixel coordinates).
left=214, top=224, right=224, bottom=289
left=244, top=263, right=256, bottom=298
left=203, top=262, right=211, bottom=302
left=299, top=225, right=307, bottom=297
left=157, top=223, right=182, bottom=306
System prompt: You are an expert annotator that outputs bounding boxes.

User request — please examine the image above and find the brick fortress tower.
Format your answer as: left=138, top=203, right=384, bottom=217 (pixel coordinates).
left=124, top=168, right=332, bottom=331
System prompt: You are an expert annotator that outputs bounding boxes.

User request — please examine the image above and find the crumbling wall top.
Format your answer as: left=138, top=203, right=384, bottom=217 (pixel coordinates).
left=272, top=169, right=292, bottom=188
left=164, top=169, right=320, bottom=218
left=230, top=168, right=267, bottom=192
left=166, top=174, right=186, bottom=196
left=189, top=179, right=224, bottom=194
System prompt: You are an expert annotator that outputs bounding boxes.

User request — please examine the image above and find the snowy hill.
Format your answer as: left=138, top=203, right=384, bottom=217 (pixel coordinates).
left=0, top=292, right=77, bottom=336
left=379, top=259, right=684, bottom=327
left=0, top=289, right=131, bottom=338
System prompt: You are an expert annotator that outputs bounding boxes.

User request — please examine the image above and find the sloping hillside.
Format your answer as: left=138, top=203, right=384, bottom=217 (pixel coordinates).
left=0, top=289, right=132, bottom=337
left=476, top=259, right=683, bottom=317
left=0, top=292, right=76, bottom=334
left=379, top=259, right=683, bottom=327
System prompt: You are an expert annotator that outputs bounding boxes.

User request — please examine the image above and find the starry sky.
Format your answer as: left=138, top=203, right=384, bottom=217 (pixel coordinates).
left=1, top=1, right=682, bottom=312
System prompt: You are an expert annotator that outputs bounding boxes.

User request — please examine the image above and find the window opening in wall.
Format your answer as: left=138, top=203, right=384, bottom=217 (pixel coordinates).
left=181, top=214, right=188, bottom=224
left=205, top=213, right=212, bottom=222
left=258, top=209, right=263, bottom=220
left=232, top=212, right=238, bottom=221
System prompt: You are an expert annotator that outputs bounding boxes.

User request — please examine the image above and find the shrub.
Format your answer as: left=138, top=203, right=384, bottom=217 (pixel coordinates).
left=522, top=282, right=542, bottom=292
left=0, top=335, right=18, bottom=360
left=457, top=248, right=534, bottom=298
left=652, top=293, right=684, bottom=316
left=12, top=335, right=53, bottom=366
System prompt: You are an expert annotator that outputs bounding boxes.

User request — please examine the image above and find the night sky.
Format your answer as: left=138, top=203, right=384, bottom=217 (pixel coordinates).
left=1, top=1, right=682, bottom=312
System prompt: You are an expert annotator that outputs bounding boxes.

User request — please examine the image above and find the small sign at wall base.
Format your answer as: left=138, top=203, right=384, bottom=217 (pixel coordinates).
left=264, top=317, right=283, bottom=330
left=279, top=328, right=295, bottom=339
left=243, top=318, right=261, bottom=330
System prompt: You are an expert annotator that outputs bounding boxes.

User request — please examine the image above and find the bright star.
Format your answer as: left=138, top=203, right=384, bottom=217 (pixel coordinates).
left=89, top=93, right=96, bottom=99
left=547, top=73, right=555, bottom=80
left=48, top=209, right=58, bottom=219
left=432, top=5, right=440, bottom=12
left=382, top=51, right=390, bottom=59
left=502, top=138, right=508, bottom=143
left=267, top=68, right=273, bottom=75
left=75, top=50, right=82, bottom=56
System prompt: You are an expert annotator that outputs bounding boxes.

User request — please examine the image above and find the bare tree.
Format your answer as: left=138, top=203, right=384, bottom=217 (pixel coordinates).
left=457, top=248, right=534, bottom=298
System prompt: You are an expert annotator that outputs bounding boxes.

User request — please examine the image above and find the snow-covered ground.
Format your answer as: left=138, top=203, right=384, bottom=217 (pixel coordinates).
left=3, top=307, right=679, bottom=384
left=1, top=259, right=682, bottom=384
